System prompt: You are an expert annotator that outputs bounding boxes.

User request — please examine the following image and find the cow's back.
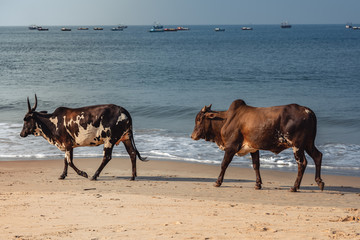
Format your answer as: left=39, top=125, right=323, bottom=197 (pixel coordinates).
left=55, top=104, right=131, bottom=147
left=221, top=101, right=318, bottom=153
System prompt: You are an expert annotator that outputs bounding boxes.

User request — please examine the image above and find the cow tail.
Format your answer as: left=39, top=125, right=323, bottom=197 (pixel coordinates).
left=130, top=130, right=148, bottom=162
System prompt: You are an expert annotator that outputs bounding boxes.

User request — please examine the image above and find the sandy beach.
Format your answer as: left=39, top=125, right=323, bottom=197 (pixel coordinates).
left=0, top=158, right=359, bottom=240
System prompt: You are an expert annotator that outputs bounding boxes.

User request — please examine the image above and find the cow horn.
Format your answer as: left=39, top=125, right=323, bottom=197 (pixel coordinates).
left=32, top=94, right=38, bottom=111
left=27, top=97, right=31, bottom=112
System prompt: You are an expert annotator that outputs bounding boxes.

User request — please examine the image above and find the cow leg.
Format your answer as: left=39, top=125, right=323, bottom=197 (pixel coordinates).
left=215, top=150, right=235, bottom=187
left=91, top=145, right=114, bottom=181
left=65, top=148, right=88, bottom=178
left=123, top=139, right=137, bottom=180
left=59, top=158, right=68, bottom=179
left=251, top=151, right=262, bottom=190
left=290, top=148, right=307, bottom=192
left=306, top=145, right=325, bottom=191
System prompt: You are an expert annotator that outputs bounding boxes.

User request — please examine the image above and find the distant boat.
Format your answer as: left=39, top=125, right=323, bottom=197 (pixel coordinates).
left=93, top=27, right=103, bottom=30
left=177, top=26, right=189, bottom=31
left=346, top=23, right=353, bottom=29
left=353, top=26, right=359, bottom=30
left=37, top=27, right=49, bottom=31
left=242, top=27, right=253, bottom=30
left=164, top=28, right=177, bottom=32
left=28, top=25, right=38, bottom=30
left=281, top=21, right=292, bottom=28
left=78, top=27, right=89, bottom=30
left=61, top=28, right=71, bottom=31
left=214, top=27, right=225, bottom=32
left=111, top=25, right=125, bottom=31
left=149, top=23, right=164, bottom=32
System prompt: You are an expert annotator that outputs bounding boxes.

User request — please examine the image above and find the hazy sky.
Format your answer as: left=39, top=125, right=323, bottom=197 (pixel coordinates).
left=1, top=0, right=359, bottom=26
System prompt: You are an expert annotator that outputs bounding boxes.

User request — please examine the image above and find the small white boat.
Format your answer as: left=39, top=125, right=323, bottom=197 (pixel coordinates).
left=214, top=27, right=225, bottom=32
left=61, top=28, right=71, bottom=31
left=111, top=26, right=124, bottom=31
left=346, top=23, right=353, bottom=29
left=242, top=27, right=253, bottom=30
left=28, top=25, right=38, bottom=30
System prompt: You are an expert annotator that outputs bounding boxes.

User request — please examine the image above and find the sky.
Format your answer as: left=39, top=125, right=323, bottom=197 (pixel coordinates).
left=1, top=0, right=359, bottom=26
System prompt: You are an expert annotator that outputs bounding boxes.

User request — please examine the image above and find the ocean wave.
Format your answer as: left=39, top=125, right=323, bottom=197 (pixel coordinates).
left=0, top=122, right=359, bottom=176
left=130, top=105, right=199, bottom=119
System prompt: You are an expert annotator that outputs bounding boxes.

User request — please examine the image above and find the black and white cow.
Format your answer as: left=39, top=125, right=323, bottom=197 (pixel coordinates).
left=20, top=95, right=147, bottom=180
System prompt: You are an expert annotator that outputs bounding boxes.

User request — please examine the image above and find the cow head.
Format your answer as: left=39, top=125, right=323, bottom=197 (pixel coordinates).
left=20, top=95, right=38, bottom=138
left=191, top=104, right=220, bottom=141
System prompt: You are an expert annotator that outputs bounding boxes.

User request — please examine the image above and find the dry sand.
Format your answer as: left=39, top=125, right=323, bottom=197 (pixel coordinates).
left=0, top=158, right=359, bottom=239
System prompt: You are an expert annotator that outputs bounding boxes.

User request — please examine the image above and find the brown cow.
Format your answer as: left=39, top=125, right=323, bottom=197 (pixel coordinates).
left=191, top=99, right=324, bottom=192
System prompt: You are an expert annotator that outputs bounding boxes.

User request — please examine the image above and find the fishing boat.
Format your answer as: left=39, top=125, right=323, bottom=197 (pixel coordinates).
left=28, top=25, right=38, bottom=30
left=78, top=27, right=89, bottom=30
left=177, top=27, right=189, bottom=31
left=93, top=27, right=103, bottom=30
left=346, top=23, right=353, bottom=29
left=37, top=27, right=49, bottom=31
left=61, top=28, right=71, bottom=31
left=281, top=21, right=292, bottom=28
left=214, top=27, right=225, bottom=32
left=164, top=28, right=177, bottom=32
left=111, top=25, right=125, bottom=31
left=149, top=23, right=164, bottom=32
left=242, top=27, right=253, bottom=30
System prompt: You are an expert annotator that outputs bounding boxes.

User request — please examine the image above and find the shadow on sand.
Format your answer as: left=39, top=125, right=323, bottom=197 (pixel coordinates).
left=113, top=175, right=255, bottom=184
left=279, top=185, right=360, bottom=194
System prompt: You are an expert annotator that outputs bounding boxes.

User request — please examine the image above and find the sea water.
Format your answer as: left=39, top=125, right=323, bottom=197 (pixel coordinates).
left=0, top=25, right=359, bottom=176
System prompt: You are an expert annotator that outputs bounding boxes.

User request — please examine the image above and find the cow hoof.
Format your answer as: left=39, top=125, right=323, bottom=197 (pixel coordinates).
left=214, top=182, right=222, bottom=187
left=91, top=176, right=97, bottom=181
left=58, top=175, right=66, bottom=180
left=80, top=172, right=88, bottom=178
left=318, top=182, right=325, bottom=191
left=130, top=177, right=135, bottom=181
left=254, top=184, right=262, bottom=190
left=289, top=187, right=298, bottom=192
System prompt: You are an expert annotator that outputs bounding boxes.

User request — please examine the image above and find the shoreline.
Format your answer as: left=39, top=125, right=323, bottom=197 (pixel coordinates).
left=1, top=156, right=359, bottom=178
left=1, top=158, right=359, bottom=239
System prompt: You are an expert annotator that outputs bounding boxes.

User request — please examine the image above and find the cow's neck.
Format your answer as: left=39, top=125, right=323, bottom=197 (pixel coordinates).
left=209, top=111, right=226, bottom=147
left=34, top=113, right=56, bottom=141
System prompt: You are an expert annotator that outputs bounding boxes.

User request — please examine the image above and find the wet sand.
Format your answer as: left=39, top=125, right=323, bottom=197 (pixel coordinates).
left=0, top=158, right=359, bottom=239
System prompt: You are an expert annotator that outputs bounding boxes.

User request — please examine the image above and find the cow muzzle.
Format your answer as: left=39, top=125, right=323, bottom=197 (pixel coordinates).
left=191, top=132, right=200, bottom=141
left=20, top=131, right=28, bottom=138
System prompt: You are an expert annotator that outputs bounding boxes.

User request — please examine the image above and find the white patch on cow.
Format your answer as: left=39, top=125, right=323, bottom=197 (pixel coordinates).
left=236, top=142, right=257, bottom=156
left=304, top=108, right=311, bottom=114
left=116, top=113, right=127, bottom=125
left=50, top=117, right=59, bottom=131
left=218, top=144, right=225, bottom=151
left=292, top=146, right=299, bottom=153
left=65, top=150, right=71, bottom=163
left=64, top=116, right=112, bottom=148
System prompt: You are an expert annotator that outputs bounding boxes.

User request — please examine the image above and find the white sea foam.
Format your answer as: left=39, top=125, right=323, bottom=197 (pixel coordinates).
left=0, top=123, right=359, bottom=176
